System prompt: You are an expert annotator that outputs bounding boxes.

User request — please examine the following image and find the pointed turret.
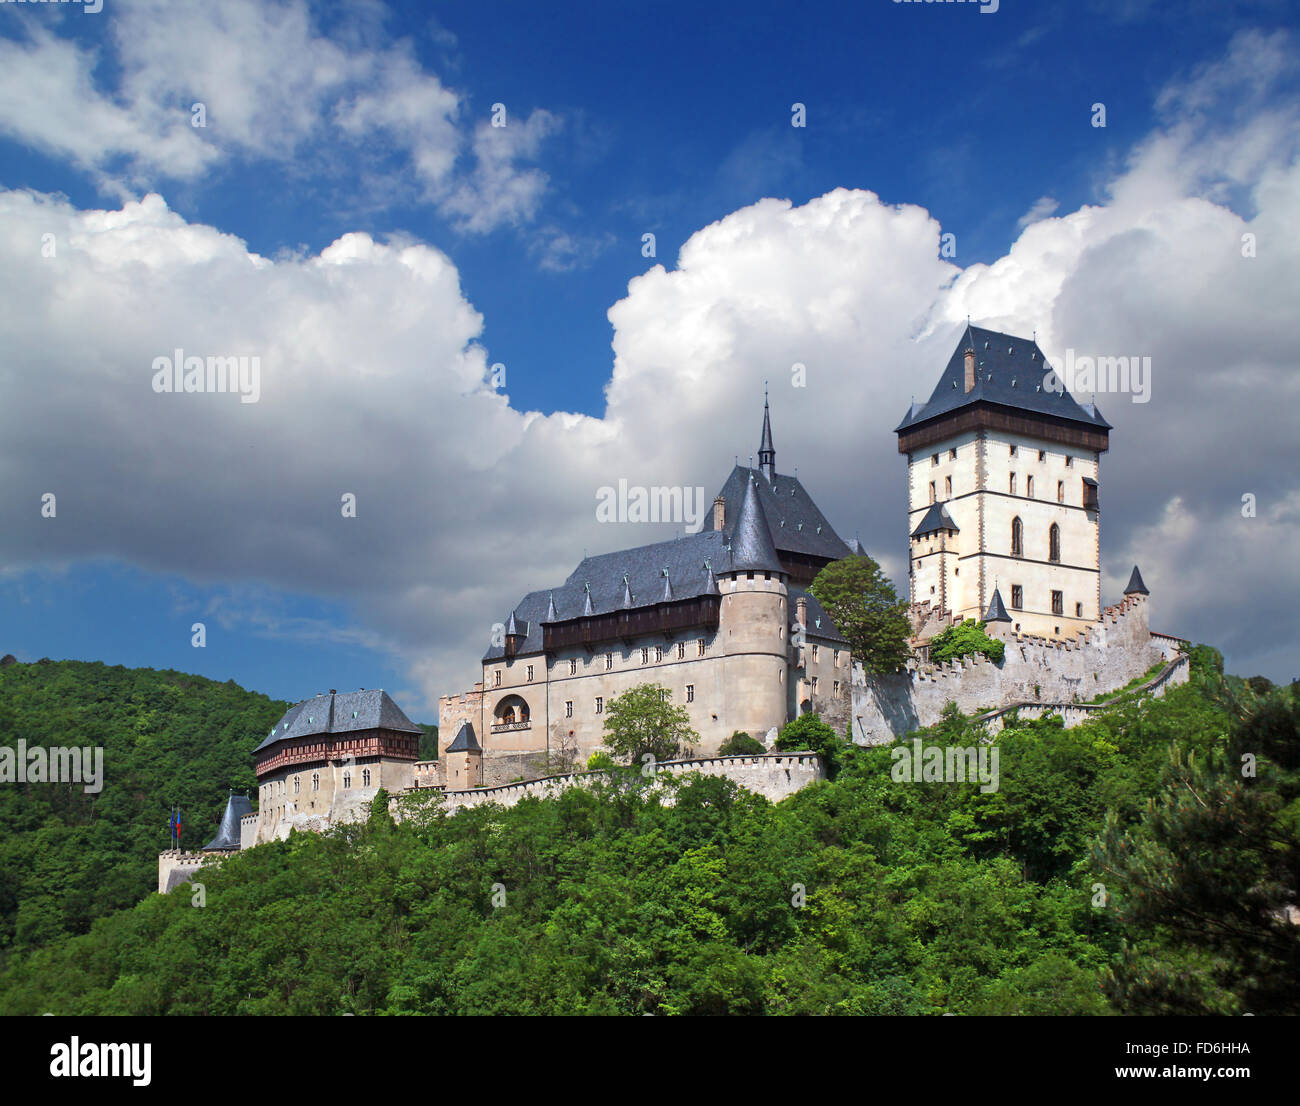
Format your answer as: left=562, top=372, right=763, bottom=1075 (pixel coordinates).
left=201, top=790, right=253, bottom=852
left=704, top=560, right=719, bottom=594
left=620, top=573, right=635, bottom=609
left=582, top=582, right=595, bottom=616
left=729, top=472, right=782, bottom=574
left=983, top=587, right=1011, bottom=623
left=661, top=568, right=674, bottom=603
left=1124, top=565, right=1149, bottom=596
left=758, top=389, right=776, bottom=482
left=445, top=721, right=481, bottom=753
left=504, top=609, right=523, bottom=658
left=544, top=592, right=559, bottom=622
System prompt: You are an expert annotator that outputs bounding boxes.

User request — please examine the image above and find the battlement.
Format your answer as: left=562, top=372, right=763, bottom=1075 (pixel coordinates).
left=402, top=752, right=824, bottom=814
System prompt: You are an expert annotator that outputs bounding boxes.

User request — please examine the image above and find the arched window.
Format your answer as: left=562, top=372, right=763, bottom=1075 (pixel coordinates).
left=362, top=768, right=371, bottom=787
left=293, top=775, right=300, bottom=794
left=1049, top=522, right=1060, bottom=563
left=342, top=771, right=351, bottom=789
left=1011, top=516, right=1023, bottom=557
left=311, top=772, right=319, bottom=791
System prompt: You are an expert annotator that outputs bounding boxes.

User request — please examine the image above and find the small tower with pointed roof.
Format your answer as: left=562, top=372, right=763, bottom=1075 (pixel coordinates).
left=444, top=721, right=483, bottom=789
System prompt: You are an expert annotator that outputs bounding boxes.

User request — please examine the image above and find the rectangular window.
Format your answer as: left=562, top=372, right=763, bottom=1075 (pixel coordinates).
left=944, top=475, right=952, bottom=498
left=1038, top=449, right=1046, bottom=461
left=565, top=701, right=573, bottom=718
left=811, top=676, right=819, bottom=692
left=811, top=644, right=819, bottom=661
left=676, top=642, right=685, bottom=660
left=833, top=680, right=840, bottom=697
left=1057, top=480, right=1065, bottom=503
left=1009, top=444, right=1017, bottom=456
left=1075, top=602, right=1083, bottom=617
left=595, top=697, right=603, bottom=714
left=929, top=481, right=936, bottom=504
left=949, top=448, right=957, bottom=460
left=660, top=689, right=669, bottom=702
left=697, top=638, right=706, bottom=656
left=494, top=670, right=501, bottom=687
left=569, top=658, right=577, bottom=675
left=1011, top=585, right=1023, bottom=610
left=641, top=647, right=649, bottom=664
left=526, top=664, right=534, bottom=682
left=686, top=684, right=695, bottom=703
left=605, top=652, right=613, bottom=670
left=931, top=453, right=939, bottom=465
left=655, top=645, right=664, bottom=662
left=1052, top=590, right=1064, bottom=616
left=1065, top=455, right=1073, bottom=468
left=1009, top=473, right=1017, bottom=495
left=1026, top=475, right=1034, bottom=498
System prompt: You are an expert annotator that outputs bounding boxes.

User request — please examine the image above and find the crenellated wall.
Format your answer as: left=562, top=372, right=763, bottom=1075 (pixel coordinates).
left=157, top=850, right=212, bottom=895
left=851, top=595, right=1183, bottom=743
left=422, top=752, right=825, bottom=814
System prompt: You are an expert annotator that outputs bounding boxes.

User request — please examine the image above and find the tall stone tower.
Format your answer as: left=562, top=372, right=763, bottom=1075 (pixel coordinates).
left=895, top=325, right=1111, bottom=640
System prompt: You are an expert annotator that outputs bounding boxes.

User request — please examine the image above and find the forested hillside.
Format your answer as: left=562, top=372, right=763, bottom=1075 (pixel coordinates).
left=0, top=660, right=288, bottom=955
left=0, top=648, right=1294, bottom=1015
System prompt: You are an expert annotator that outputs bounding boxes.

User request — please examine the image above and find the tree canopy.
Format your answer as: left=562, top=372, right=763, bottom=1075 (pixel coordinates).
left=809, top=554, right=912, bottom=674
left=600, top=683, right=699, bottom=765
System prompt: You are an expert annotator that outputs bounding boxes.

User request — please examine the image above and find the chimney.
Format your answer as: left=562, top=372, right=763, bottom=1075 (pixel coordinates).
left=796, top=595, right=808, bottom=631
left=964, top=346, right=976, bottom=393
left=713, top=495, right=726, bottom=531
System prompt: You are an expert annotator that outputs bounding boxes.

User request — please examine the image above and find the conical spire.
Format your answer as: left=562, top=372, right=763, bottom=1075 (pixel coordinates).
left=758, top=387, right=776, bottom=482
left=983, top=586, right=1011, bottom=623
left=729, top=472, right=782, bottom=573
left=505, top=609, right=520, bottom=636
left=661, top=567, right=674, bottom=603
left=201, top=789, right=253, bottom=852
left=545, top=592, right=558, bottom=622
left=703, top=559, right=719, bottom=594
left=620, top=573, right=635, bottom=610
left=1124, top=565, right=1149, bottom=595
left=582, top=582, right=594, bottom=616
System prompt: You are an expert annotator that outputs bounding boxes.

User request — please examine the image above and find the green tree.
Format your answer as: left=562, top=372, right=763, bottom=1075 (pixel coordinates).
left=718, top=731, right=766, bottom=756
left=601, top=684, right=699, bottom=765
left=809, top=555, right=911, bottom=674
left=774, top=713, right=844, bottom=777
left=929, top=619, right=1005, bottom=665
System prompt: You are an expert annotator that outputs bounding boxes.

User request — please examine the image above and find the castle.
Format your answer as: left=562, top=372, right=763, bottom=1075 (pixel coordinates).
left=160, top=322, right=1188, bottom=888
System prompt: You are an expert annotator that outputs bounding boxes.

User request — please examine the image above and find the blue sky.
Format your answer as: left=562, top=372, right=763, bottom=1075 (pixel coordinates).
left=1, top=0, right=1297, bottom=718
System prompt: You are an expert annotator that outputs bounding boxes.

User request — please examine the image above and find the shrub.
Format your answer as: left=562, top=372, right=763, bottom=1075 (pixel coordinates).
left=929, top=619, right=1005, bottom=665
left=718, top=731, right=766, bottom=756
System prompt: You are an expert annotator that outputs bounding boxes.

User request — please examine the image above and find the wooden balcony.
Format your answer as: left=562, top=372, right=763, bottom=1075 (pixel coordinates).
left=542, top=595, right=720, bottom=652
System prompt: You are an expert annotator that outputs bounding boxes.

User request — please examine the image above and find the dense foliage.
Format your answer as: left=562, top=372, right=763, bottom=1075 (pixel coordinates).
left=0, top=660, right=287, bottom=957
left=719, top=731, right=767, bottom=756
left=0, top=649, right=1294, bottom=1015
left=808, top=555, right=912, bottom=674
left=600, top=684, right=698, bottom=764
left=773, top=713, right=846, bottom=778
left=928, top=619, right=1006, bottom=665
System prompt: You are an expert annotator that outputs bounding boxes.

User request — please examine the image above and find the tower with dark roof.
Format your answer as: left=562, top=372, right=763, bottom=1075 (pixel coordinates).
left=896, top=324, right=1109, bottom=640
left=758, top=388, right=776, bottom=482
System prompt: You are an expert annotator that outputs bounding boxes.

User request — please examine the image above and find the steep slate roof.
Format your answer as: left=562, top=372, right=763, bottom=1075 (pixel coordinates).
left=789, top=585, right=848, bottom=645
left=483, top=528, right=735, bottom=661
left=202, top=791, right=253, bottom=851
left=255, top=689, right=422, bottom=753
left=983, top=587, right=1011, bottom=623
left=911, top=502, right=960, bottom=538
left=445, top=721, right=481, bottom=754
left=896, top=324, right=1112, bottom=433
left=1124, top=565, right=1149, bottom=595
left=728, top=472, right=784, bottom=573
left=715, top=465, right=853, bottom=562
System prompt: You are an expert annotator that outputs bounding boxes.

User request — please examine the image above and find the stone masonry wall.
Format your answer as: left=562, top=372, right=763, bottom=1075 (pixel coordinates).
left=850, top=594, right=1181, bottom=744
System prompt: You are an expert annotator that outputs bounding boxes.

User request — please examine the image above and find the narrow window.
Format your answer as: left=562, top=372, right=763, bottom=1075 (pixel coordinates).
left=833, top=680, right=840, bottom=697
left=811, top=644, right=819, bottom=661
left=944, top=475, right=952, bottom=498
left=1049, top=522, right=1060, bottom=563
left=1075, top=602, right=1083, bottom=617
left=1026, top=475, right=1034, bottom=498
left=605, top=652, right=613, bottom=670
left=1038, top=449, right=1046, bottom=461
left=1057, top=480, right=1064, bottom=504
left=494, top=670, right=501, bottom=687
left=641, top=647, right=649, bottom=664
left=1011, top=516, right=1023, bottom=557
left=294, top=776, right=300, bottom=794
left=697, top=638, right=705, bottom=656
left=1009, top=444, right=1017, bottom=457
left=676, top=642, right=685, bottom=660
left=527, top=664, right=534, bottom=682
left=565, top=700, right=573, bottom=718
left=931, top=453, right=939, bottom=465
left=1065, top=455, right=1073, bottom=468
left=929, top=481, right=936, bottom=505
left=312, top=772, right=319, bottom=791
left=569, top=659, right=577, bottom=675
left=1011, top=585, right=1023, bottom=610
left=811, top=676, right=819, bottom=693
left=1052, top=590, right=1064, bottom=616
left=362, top=768, right=371, bottom=787
left=949, top=448, right=957, bottom=460
left=343, top=772, right=351, bottom=789
left=686, top=684, right=695, bottom=703
left=655, top=645, right=664, bottom=662
left=595, top=696, right=603, bottom=714
left=1009, top=472, right=1017, bottom=495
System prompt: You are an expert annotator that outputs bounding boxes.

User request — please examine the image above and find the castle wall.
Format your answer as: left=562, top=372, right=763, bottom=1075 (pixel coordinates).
left=851, top=595, right=1179, bottom=743
left=428, top=752, right=824, bottom=814
left=157, top=850, right=210, bottom=895
left=253, top=755, right=414, bottom=845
